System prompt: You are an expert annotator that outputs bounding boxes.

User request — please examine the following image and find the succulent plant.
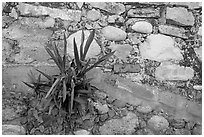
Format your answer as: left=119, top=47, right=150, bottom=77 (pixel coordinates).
left=23, top=29, right=115, bottom=116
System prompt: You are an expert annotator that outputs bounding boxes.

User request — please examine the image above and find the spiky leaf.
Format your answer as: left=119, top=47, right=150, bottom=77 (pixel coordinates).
left=82, top=30, right=95, bottom=60
left=45, top=77, right=61, bottom=99
left=35, top=69, right=52, bottom=81
left=80, top=30, right=85, bottom=60
left=73, top=38, right=81, bottom=70
left=62, top=80, right=67, bottom=102
left=70, top=78, right=75, bottom=114
left=63, top=33, right=67, bottom=70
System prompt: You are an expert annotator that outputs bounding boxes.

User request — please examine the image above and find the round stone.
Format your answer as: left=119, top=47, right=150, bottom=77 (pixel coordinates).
left=74, top=129, right=90, bottom=135
left=132, top=21, right=152, bottom=33
left=87, top=9, right=101, bottom=21
left=102, top=26, right=127, bottom=41
left=147, top=115, right=169, bottom=131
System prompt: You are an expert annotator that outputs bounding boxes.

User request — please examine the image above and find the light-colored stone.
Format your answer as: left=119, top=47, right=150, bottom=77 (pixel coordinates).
left=159, top=25, right=188, bottom=39
left=139, top=34, right=183, bottom=61
left=10, top=8, right=18, bottom=19
left=87, top=9, right=101, bottom=21
left=94, top=101, right=109, bottom=114
left=193, top=85, right=202, bottom=90
left=136, top=104, right=152, bottom=113
left=74, top=129, right=90, bottom=135
left=166, top=7, right=194, bottom=26
left=109, top=43, right=132, bottom=61
left=67, top=30, right=101, bottom=59
left=17, top=3, right=81, bottom=21
left=99, top=112, right=139, bottom=134
left=89, top=2, right=125, bottom=15
left=147, top=115, right=169, bottom=131
left=76, top=2, right=84, bottom=9
left=102, top=26, right=127, bottom=41
left=155, top=62, right=194, bottom=81
left=107, top=15, right=125, bottom=24
left=2, top=125, right=26, bottom=135
left=194, top=47, right=202, bottom=60
left=132, top=21, right=152, bottom=33
left=2, top=107, right=18, bottom=120
left=197, top=27, right=202, bottom=36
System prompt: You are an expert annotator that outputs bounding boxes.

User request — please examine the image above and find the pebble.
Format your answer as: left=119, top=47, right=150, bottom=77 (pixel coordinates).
left=99, top=112, right=139, bottom=135
left=112, top=99, right=127, bottom=108
left=139, top=34, right=183, bottom=62
left=100, top=113, right=109, bottom=122
left=102, top=26, right=127, bottom=41
left=169, top=119, right=186, bottom=129
left=74, top=129, right=90, bottom=135
left=197, top=27, right=202, bottom=36
left=108, top=109, right=116, bottom=118
left=147, top=115, right=169, bottom=131
left=2, top=125, right=26, bottom=135
left=106, top=96, right=116, bottom=104
left=193, top=85, right=202, bottom=90
left=136, top=105, right=153, bottom=113
left=94, top=102, right=109, bottom=114
left=67, top=30, right=101, bottom=59
left=132, top=21, right=152, bottom=33
left=194, top=46, right=202, bottom=60
left=166, top=7, right=194, bottom=26
left=107, top=15, right=124, bottom=24
left=87, top=9, right=101, bottom=21
left=155, top=62, right=194, bottom=81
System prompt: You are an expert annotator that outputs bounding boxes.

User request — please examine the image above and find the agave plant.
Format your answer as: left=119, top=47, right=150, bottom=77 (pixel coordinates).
left=23, top=29, right=115, bottom=116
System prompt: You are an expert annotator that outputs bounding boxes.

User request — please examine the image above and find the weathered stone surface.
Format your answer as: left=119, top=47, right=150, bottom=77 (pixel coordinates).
left=10, top=8, right=18, bottom=19
left=2, top=65, right=59, bottom=92
left=139, top=34, right=183, bottom=61
left=113, top=63, right=141, bottom=73
left=147, top=115, right=169, bottom=131
left=194, top=47, right=202, bottom=60
left=74, top=129, right=90, bottom=135
left=20, top=17, right=55, bottom=28
left=170, top=2, right=202, bottom=9
left=132, top=21, right=152, bottom=33
left=102, top=26, right=127, bottom=41
left=67, top=30, right=101, bottom=59
left=2, top=107, right=18, bottom=121
left=17, top=3, right=81, bottom=21
left=109, top=43, right=132, bottom=61
left=2, top=125, right=26, bottom=135
left=155, top=62, right=194, bottom=81
left=159, top=25, right=188, bottom=39
left=112, top=99, right=127, bottom=108
left=87, top=9, right=101, bottom=21
left=128, top=8, right=160, bottom=18
left=166, top=7, right=194, bottom=26
left=193, top=85, right=202, bottom=90
left=99, top=112, right=139, bottom=134
left=3, top=21, right=52, bottom=42
left=89, top=2, right=125, bottom=15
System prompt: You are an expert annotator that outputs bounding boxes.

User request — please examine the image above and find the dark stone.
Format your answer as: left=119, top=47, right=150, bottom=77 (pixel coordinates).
left=170, top=119, right=186, bottom=129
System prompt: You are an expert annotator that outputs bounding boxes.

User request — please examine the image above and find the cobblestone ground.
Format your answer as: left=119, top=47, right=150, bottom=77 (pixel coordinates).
left=2, top=2, right=202, bottom=135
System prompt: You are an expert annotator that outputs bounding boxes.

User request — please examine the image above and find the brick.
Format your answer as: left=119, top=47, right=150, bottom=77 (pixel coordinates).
left=159, top=25, right=188, bottom=39
left=2, top=65, right=59, bottom=93
left=127, top=8, right=160, bottom=18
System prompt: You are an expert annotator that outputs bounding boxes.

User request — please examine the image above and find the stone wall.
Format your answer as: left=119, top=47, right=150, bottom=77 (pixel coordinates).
left=2, top=2, right=202, bottom=93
